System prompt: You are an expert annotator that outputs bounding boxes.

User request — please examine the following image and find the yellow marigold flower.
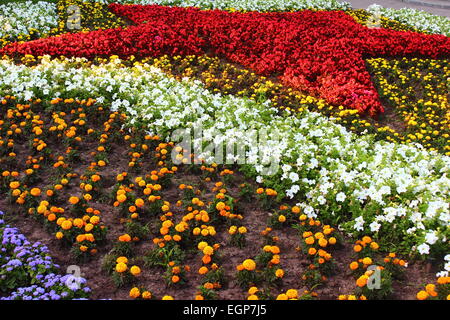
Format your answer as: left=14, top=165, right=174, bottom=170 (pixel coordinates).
left=276, top=294, right=288, bottom=300
left=84, top=223, right=94, bottom=232
left=318, top=238, right=328, bottom=247
left=197, top=241, right=208, bottom=251
left=286, top=289, right=298, bottom=299
left=275, top=269, right=284, bottom=278
left=242, top=259, right=256, bottom=271
left=116, top=256, right=128, bottom=264
left=248, top=286, right=259, bottom=295
left=117, top=194, right=127, bottom=203
left=9, top=181, right=20, bottom=189
left=193, top=227, right=201, bottom=236
left=130, top=265, right=141, bottom=276
left=135, top=198, right=145, bottom=208
left=215, top=201, right=226, bottom=211
left=90, top=215, right=100, bottom=225
left=369, top=242, right=379, bottom=250
left=238, top=226, right=247, bottom=234
left=115, top=262, right=127, bottom=273
left=61, top=220, right=72, bottom=230
left=73, top=218, right=84, bottom=228
left=203, top=246, right=214, bottom=256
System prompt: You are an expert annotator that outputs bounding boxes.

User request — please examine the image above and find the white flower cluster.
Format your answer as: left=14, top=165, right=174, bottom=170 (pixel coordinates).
left=0, top=1, right=58, bottom=39
left=367, top=4, right=450, bottom=36
left=92, top=0, right=351, bottom=11
left=0, top=56, right=448, bottom=257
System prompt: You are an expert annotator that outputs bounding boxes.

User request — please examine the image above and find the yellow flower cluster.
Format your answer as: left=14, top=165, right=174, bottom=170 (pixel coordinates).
left=367, top=57, right=449, bottom=154
left=50, top=0, right=128, bottom=36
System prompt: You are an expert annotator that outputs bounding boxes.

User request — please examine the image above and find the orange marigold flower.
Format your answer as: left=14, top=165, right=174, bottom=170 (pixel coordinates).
left=416, top=290, right=428, bottom=300
left=69, top=196, right=79, bottom=205
left=349, top=261, right=359, bottom=270
left=291, top=206, right=300, bottom=214
left=129, top=287, right=140, bottom=299
left=356, top=276, right=368, bottom=288
left=30, top=188, right=41, bottom=197
left=199, top=266, right=209, bottom=275
left=142, top=291, right=152, bottom=299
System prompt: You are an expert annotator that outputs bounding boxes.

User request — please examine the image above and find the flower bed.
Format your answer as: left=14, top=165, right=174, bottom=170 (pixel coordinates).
left=0, top=56, right=448, bottom=259
left=0, top=0, right=449, bottom=300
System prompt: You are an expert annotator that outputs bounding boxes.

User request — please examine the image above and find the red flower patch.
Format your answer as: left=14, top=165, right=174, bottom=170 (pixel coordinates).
left=2, top=4, right=449, bottom=115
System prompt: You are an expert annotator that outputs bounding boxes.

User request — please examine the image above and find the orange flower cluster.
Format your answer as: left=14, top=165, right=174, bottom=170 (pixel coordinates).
left=297, top=217, right=338, bottom=288
left=0, top=98, right=111, bottom=258
left=417, top=277, right=450, bottom=300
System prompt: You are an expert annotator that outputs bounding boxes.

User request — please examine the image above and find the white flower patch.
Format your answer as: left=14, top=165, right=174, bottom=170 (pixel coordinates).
left=0, top=1, right=58, bottom=39
left=92, top=0, right=351, bottom=11
left=367, top=4, right=450, bottom=36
